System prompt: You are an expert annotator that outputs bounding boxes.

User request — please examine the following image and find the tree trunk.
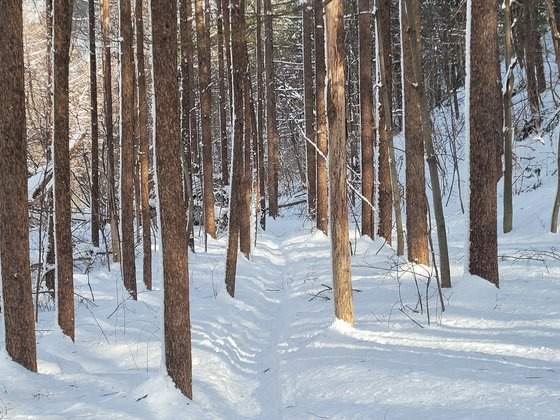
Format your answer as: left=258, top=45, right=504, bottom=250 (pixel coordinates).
left=0, top=0, right=38, bottom=371
left=358, top=0, right=375, bottom=239
left=503, top=0, right=514, bottom=233
left=217, top=0, right=229, bottom=186
left=377, top=0, right=393, bottom=245
left=264, top=0, right=279, bottom=218
left=256, top=0, right=267, bottom=230
left=120, top=0, right=138, bottom=299
left=102, top=0, right=121, bottom=263
left=524, top=0, right=540, bottom=112
left=225, top=0, right=247, bottom=297
left=53, top=0, right=76, bottom=340
left=89, top=0, right=100, bottom=247
left=136, top=0, right=152, bottom=290
left=325, top=0, right=355, bottom=326
left=240, top=63, right=253, bottom=258
left=150, top=0, right=193, bottom=398
left=467, top=0, right=501, bottom=287
left=195, top=0, right=217, bottom=239
left=401, top=0, right=429, bottom=265
left=315, top=0, right=329, bottom=233
left=303, top=0, right=316, bottom=219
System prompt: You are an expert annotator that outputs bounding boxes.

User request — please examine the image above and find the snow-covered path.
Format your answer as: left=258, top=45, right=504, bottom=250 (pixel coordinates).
left=1, top=216, right=560, bottom=419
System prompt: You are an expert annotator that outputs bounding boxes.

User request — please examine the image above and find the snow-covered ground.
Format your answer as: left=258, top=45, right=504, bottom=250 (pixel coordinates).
left=1, top=191, right=560, bottom=419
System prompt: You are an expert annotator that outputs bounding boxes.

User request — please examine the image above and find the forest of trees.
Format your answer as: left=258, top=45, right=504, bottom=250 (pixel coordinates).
left=1, top=0, right=560, bottom=401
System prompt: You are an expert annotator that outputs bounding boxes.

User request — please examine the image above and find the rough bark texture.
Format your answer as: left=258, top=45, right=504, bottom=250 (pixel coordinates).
left=89, top=0, right=100, bottom=247
left=225, top=0, right=247, bottom=297
left=136, top=0, right=152, bottom=290
left=358, top=0, right=375, bottom=238
left=377, top=0, right=393, bottom=244
left=256, top=0, right=267, bottom=230
left=315, top=0, right=329, bottom=234
left=523, top=0, right=540, bottom=112
left=120, top=0, right=137, bottom=299
left=401, top=0, right=429, bottom=265
left=217, top=0, right=229, bottom=185
left=53, top=0, right=76, bottom=340
left=468, top=0, right=501, bottom=287
left=503, top=0, right=514, bottom=233
left=264, top=0, right=279, bottom=218
left=303, top=0, right=316, bottom=218
left=150, top=0, right=193, bottom=398
left=325, top=0, right=355, bottom=326
left=195, top=0, right=217, bottom=239
left=0, top=0, right=38, bottom=371
left=102, top=0, right=121, bottom=263
left=240, top=74, right=253, bottom=258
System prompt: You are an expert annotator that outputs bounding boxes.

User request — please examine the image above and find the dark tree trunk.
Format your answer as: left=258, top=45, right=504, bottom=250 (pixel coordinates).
left=256, top=0, right=267, bottom=230
left=89, top=0, right=100, bottom=247
left=303, top=0, right=316, bottom=219
left=468, top=0, right=501, bottom=287
left=217, top=0, right=229, bottom=185
left=53, top=0, right=75, bottom=340
left=0, top=0, right=38, bottom=371
left=150, top=0, right=193, bottom=398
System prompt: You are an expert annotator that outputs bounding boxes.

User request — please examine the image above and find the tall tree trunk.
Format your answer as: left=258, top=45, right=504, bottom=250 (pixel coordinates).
left=358, top=0, right=375, bottom=238
left=0, top=0, right=38, bottom=371
left=325, top=0, right=355, bottom=326
left=256, top=0, right=267, bottom=229
left=401, top=0, right=428, bottom=265
left=303, top=0, right=316, bottom=219
left=377, top=0, right=393, bottom=245
left=53, top=0, right=76, bottom=340
left=102, top=0, right=121, bottom=263
left=240, top=70, right=253, bottom=258
left=120, top=0, right=138, bottom=299
left=467, top=0, right=501, bottom=287
left=150, top=0, right=193, bottom=398
left=264, top=0, right=279, bottom=218
left=225, top=0, right=247, bottom=297
left=503, top=0, right=514, bottom=233
left=136, top=0, right=152, bottom=290
left=217, top=0, right=229, bottom=185
left=524, top=0, right=540, bottom=112
left=315, top=0, right=329, bottom=233
left=89, top=0, right=100, bottom=247
left=195, top=0, right=217, bottom=239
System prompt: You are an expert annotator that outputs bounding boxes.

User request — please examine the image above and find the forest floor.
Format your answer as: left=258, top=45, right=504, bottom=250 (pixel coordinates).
left=1, top=190, right=560, bottom=418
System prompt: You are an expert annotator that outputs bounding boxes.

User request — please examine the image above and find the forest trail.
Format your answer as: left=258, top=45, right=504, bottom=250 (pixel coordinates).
left=2, top=215, right=560, bottom=419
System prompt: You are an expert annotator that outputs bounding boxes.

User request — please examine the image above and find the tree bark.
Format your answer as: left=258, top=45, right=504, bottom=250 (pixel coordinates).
left=358, top=0, right=375, bottom=238
left=53, top=0, right=76, bottom=340
left=377, top=0, right=393, bottom=244
left=217, top=0, right=229, bottom=185
left=503, top=0, right=514, bottom=233
left=315, top=0, right=328, bottom=233
left=195, top=0, right=217, bottom=239
left=150, top=0, right=193, bottom=398
left=102, top=0, right=121, bottom=263
left=256, top=0, right=267, bottom=229
left=0, top=0, right=38, bottom=371
left=120, top=0, right=138, bottom=299
left=401, top=0, right=429, bottom=265
left=467, top=0, right=501, bottom=287
left=89, top=0, right=100, bottom=247
left=136, top=0, right=152, bottom=290
left=303, top=0, right=316, bottom=219
left=264, top=0, right=279, bottom=218
left=325, top=0, right=355, bottom=326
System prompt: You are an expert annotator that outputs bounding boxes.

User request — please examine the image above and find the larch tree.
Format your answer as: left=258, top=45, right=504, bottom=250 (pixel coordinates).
left=401, top=0, right=429, bottom=265
left=303, top=0, right=316, bottom=219
left=325, top=0, right=355, bottom=326
left=102, top=0, right=121, bottom=263
left=0, top=0, right=38, bottom=372
left=120, top=0, right=137, bottom=299
left=264, top=0, right=279, bottom=219
left=376, top=0, right=393, bottom=245
left=256, top=0, right=267, bottom=229
left=503, top=0, right=515, bottom=233
left=53, top=0, right=75, bottom=340
left=195, top=0, right=217, bottom=240
left=217, top=0, right=229, bottom=185
left=150, top=0, right=193, bottom=398
left=136, top=0, right=152, bottom=290
left=467, top=0, right=501, bottom=287
left=89, top=0, right=100, bottom=248
left=358, top=0, right=375, bottom=238
left=315, top=0, right=329, bottom=234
